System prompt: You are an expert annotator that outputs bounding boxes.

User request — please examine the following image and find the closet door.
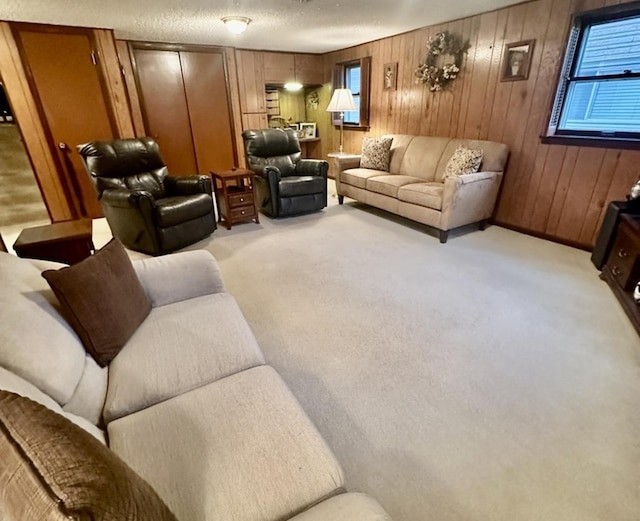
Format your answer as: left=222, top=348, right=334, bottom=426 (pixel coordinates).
left=180, top=51, right=236, bottom=173
left=13, top=25, right=116, bottom=218
left=131, top=48, right=197, bottom=174
left=131, top=44, right=237, bottom=175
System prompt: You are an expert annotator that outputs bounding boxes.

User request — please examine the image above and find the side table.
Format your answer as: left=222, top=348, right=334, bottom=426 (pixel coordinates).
left=210, top=168, right=260, bottom=230
left=600, top=213, right=640, bottom=335
left=13, top=219, right=94, bottom=265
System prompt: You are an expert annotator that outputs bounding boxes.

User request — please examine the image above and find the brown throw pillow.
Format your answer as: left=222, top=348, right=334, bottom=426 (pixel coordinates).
left=360, top=136, right=393, bottom=171
left=0, top=391, right=178, bottom=521
left=42, top=238, right=151, bottom=367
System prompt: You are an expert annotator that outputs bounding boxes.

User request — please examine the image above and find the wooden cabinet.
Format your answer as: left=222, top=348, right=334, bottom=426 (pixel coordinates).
left=263, top=52, right=295, bottom=84
left=263, top=51, right=324, bottom=85
left=235, top=49, right=266, bottom=113
left=294, top=54, right=324, bottom=85
left=601, top=214, right=640, bottom=335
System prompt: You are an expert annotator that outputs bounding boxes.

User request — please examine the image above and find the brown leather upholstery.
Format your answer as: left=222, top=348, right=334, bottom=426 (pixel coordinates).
left=77, top=138, right=215, bottom=255
left=242, top=128, right=328, bottom=218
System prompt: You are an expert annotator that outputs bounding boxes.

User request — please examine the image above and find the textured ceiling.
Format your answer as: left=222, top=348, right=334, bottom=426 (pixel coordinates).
left=1, top=0, right=526, bottom=54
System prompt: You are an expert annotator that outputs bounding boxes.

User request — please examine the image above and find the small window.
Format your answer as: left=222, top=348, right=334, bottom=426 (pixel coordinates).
left=546, top=4, right=640, bottom=145
left=332, top=57, right=371, bottom=129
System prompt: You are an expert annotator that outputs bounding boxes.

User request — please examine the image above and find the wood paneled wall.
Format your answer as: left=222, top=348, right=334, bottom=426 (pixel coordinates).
left=322, top=0, right=640, bottom=249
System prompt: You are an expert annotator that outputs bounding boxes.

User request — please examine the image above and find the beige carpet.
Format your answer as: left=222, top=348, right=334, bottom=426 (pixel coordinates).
left=98, top=186, right=640, bottom=520
left=0, top=124, right=49, bottom=234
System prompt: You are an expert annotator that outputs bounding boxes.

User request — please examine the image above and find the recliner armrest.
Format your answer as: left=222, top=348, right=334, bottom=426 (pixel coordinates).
left=133, top=250, right=226, bottom=307
left=295, top=159, right=328, bottom=178
left=100, top=188, right=155, bottom=209
left=164, top=175, right=212, bottom=196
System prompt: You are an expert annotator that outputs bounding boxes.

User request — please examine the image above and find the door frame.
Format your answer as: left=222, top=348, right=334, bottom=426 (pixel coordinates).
left=127, top=41, right=239, bottom=168
left=10, top=22, right=121, bottom=219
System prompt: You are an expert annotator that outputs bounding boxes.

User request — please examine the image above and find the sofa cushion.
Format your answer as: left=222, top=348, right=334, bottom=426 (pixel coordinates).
left=0, top=366, right=105, bottom=443
left=42, top=239, right=151, bottom=367
left=366, top=175, right=425, bottom=198
left=279, top=175, right=326, bottom=197
left=0, top=252, right=86, bottom=406
left=341, top=168, right=386, bottom=189
left=397, top=182, right=444, bottom=210
left=104, top=292, right=265, bottom=423
left=290, top=493, right=391, bottom=520
left=360, top=136, right=393, bottom=171
left=62, top=355, right=108, bottom=426
left=394, top=135, right=450, bottom=182
left=109, top=365, right=344, bottom=521
left=443, top=145, right=483, bottom=180
left=0, top=391, right=178, bottom=521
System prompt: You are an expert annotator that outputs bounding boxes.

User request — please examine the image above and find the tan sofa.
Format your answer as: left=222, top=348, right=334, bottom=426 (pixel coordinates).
left=0, top=250, right=390, bottom=521
left=335, top=135, right=509, bottom=242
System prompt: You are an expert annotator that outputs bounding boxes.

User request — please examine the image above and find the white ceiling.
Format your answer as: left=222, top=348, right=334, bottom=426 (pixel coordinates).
left=1, top=0, right=526, bottom=54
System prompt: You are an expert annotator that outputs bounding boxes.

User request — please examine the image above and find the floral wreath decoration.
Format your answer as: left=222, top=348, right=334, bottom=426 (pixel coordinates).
left=415, top=31, right=470, bottom=92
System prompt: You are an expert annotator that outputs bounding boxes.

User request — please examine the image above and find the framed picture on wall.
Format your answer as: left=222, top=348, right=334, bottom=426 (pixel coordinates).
left=383, top=62, right=398, bottom=91
left=299, top=122, right=316, bottom=138
left=501, top=40, right=535, bottom=82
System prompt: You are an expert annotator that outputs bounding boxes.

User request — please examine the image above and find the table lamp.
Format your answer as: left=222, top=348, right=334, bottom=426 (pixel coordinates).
left=326, top=88, right=357, bottom=154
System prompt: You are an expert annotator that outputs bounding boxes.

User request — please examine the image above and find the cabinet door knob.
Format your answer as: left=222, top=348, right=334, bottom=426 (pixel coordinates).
left=612, top=266, right=622, bottom=276
left=240, top=198, right=244, bottom=202
left=618, top=248, right=628, bottom=258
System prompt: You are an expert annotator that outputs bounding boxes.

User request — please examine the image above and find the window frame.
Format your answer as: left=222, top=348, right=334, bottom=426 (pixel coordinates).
left=332, top=56, right=371, bottom=131
left=543, top=2, right=640, bottom=149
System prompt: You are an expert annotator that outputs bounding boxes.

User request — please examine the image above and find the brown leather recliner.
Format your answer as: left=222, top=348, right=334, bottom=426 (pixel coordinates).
left=77, top=137, right=216, bottom=255
left=242, top=128, right=328, bottom=218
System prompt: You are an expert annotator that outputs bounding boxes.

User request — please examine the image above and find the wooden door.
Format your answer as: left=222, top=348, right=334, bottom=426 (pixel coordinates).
left=180, top=51, right=236, bottom=173
left=14, top=26, right=116, bottom=218
left=131, top=48, right=197, bottom=175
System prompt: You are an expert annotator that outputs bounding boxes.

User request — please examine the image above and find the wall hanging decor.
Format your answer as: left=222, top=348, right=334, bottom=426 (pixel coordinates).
left=501, top=40, right=535, bottom=82
left=415, top=31, right=470, bottom=92
left=383, top=62, right=398, bottom=91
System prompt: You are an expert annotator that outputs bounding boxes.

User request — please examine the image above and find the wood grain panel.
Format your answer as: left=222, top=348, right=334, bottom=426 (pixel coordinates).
left=115, top=39, right=146, bottom=136
left=0, top=22, right=68, bottom=221
left=132, top=48, right=197, bottom=174
left=321, top=0, right=640, bottom=249
left=225, top=47, right=246, bottom=168
left=94, top=30, right=135, bottom=138
left=180, top=50, right=236, bottom=173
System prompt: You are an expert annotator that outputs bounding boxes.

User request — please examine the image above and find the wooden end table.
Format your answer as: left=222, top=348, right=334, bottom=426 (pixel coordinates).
left=211, top=168, right=260, bottom=230
left=13, top=219, right=94, bottom=265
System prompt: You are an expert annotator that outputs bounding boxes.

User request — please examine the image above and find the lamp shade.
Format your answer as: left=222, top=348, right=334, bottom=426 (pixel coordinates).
left=326, top=89, right=357, bottom=112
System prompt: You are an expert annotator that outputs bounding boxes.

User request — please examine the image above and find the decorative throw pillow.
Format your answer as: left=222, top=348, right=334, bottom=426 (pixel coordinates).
left=42, top=238, right=151, bottom=367
left=0, top=391, right=178, bottom=521
left=443, top=146, right=483, bottom=180
left=360, top=136, right=393, bottom=171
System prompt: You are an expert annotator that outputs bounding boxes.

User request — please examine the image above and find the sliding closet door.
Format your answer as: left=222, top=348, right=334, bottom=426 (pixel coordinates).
left=14, top=25, right=116, bottom=218
left=180, top=51, right=235, bottom=172
left=131, top=43, right=237, bottom=175
left=132, top=48, right=197, bottom=174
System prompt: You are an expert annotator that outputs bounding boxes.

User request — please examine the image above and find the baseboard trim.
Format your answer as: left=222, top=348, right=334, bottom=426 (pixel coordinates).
left=492, top=220, right=593, bottom=252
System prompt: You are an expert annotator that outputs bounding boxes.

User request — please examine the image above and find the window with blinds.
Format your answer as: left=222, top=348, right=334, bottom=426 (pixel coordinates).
left=344, top=64, right=361, bottom=124
left=548, top=4, right=640, bottom=143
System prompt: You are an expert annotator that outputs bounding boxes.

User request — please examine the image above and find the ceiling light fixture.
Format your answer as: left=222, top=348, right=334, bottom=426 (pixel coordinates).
left=284, top=82, right=303, bottom=91
left=222, top=16, right=251, bottom=35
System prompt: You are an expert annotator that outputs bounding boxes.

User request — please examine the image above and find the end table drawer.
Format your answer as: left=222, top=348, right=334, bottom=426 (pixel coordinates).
left=229, top=193, right=254, bottom=208
left=609, top=227, right=640, bottom=290
left=230, top=206, right=256, bottom=220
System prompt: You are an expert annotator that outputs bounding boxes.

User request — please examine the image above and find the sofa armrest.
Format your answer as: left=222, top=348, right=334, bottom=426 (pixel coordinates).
left=440, top=171, right=502, bottom=230
left=335, top=155, right=361, bottom=171
left=295, top=159, right=328, bottom=178
left=101, top=188, right=155, bottom=209
left=133, top=250, right=225, bottom=307
left=164, top=175, right=212, bottom=196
